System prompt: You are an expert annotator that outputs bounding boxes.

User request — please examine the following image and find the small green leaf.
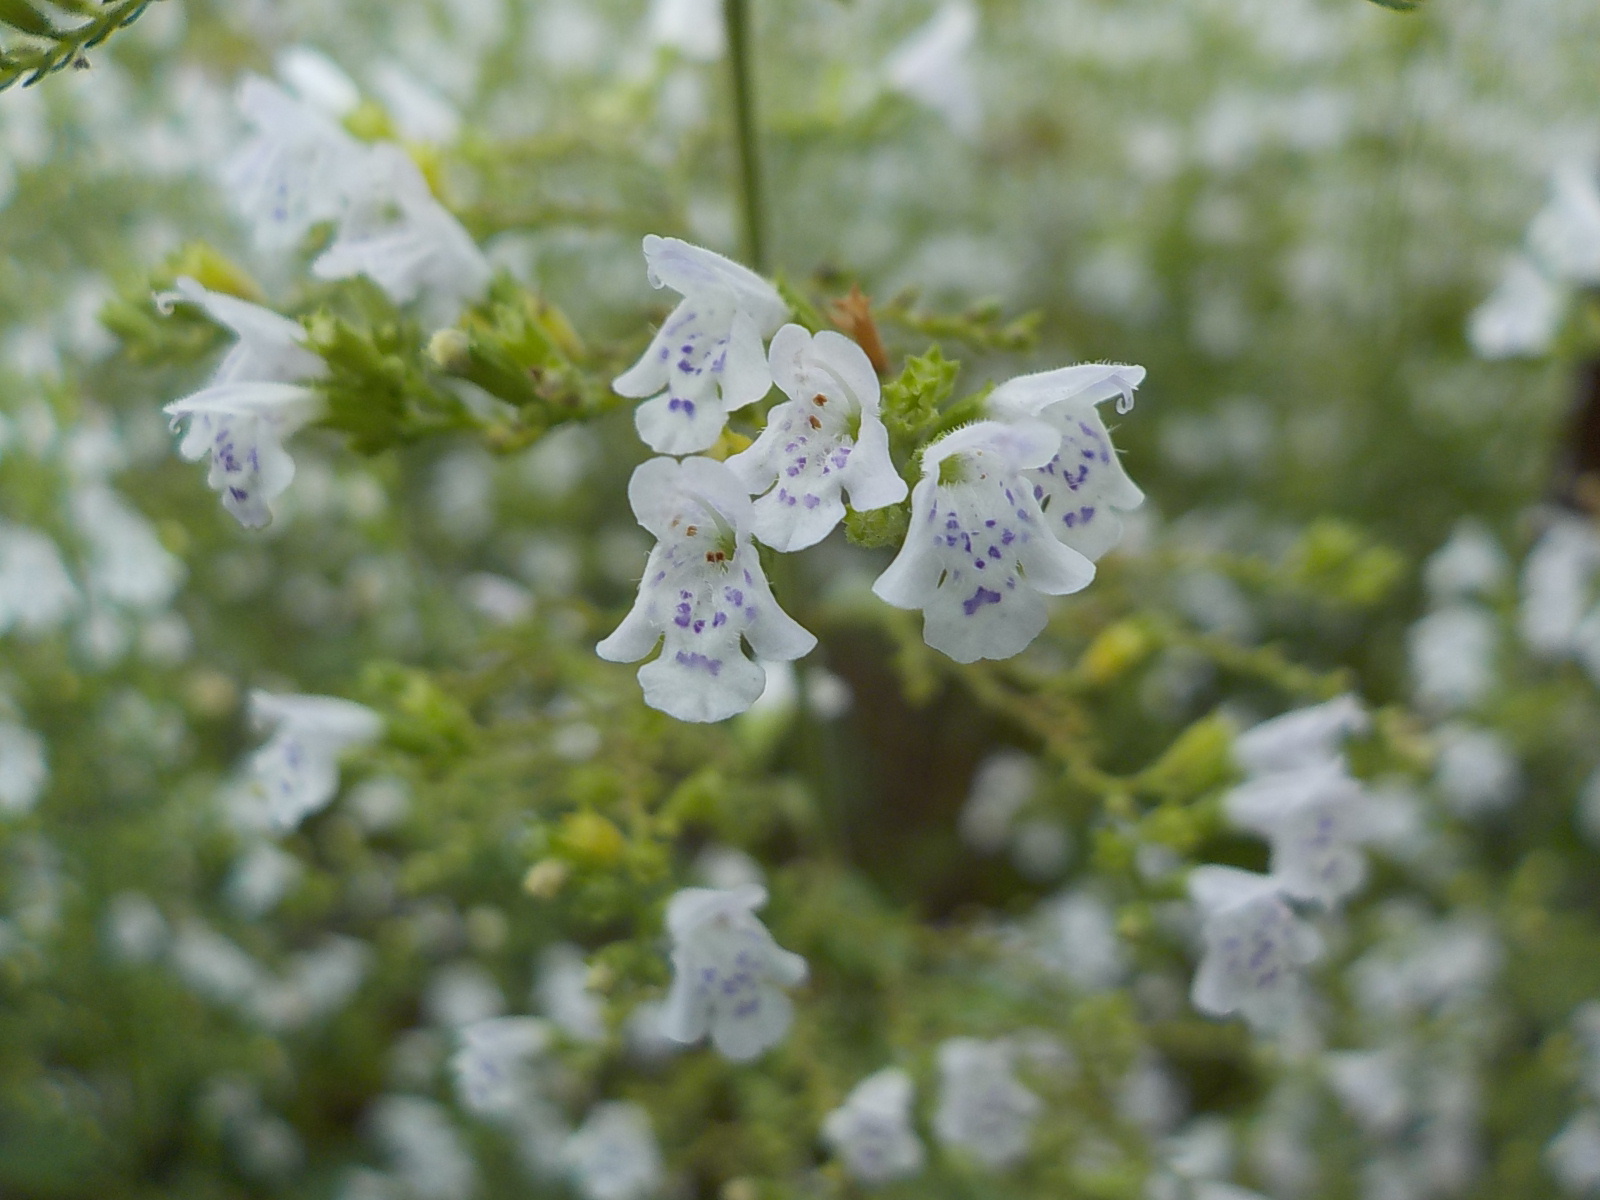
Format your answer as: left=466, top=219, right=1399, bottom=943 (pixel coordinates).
left=0, top=0, right=57, bottom=38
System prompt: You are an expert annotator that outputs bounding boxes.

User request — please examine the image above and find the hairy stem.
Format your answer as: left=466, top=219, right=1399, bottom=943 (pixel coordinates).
left=724, top=0, right=767, bottom=271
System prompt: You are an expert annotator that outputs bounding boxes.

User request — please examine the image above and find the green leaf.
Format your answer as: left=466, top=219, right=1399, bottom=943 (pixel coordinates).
left=0, top=0, right=56, bottom=38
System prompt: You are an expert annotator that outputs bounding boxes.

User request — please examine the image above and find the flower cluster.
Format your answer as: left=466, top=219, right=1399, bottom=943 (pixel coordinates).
left=164, top=54, right=492, bottom=527
left=603, top=237, right=1144, bottom=719
left=1190, top=695, right=1384, bottom=1030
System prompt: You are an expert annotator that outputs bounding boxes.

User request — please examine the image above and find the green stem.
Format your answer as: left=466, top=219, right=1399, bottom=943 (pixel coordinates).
left=724, top=0, right=767, bottom=271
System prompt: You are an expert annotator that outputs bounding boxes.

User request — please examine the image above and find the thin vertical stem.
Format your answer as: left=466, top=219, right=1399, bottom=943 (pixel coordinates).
left=724, top=0, right=767, bottom=271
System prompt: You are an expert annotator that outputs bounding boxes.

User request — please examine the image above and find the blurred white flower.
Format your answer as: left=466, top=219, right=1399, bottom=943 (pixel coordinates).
left=1547, top=1110, right=1600, bottom=1195
left=225, top=840, right=303, bottom=917
left=933, top=1037, right=1041, bottom=1170
left=222, top=76, right=368, bottom=249
left=449, top=1016, right=553, bottom=1116
left=597, top=456, right=815, bottom=723
left=1323, top=1047, right=1411, bottom=1137
left=659, top=883, right=807, bottom=1061
left=873, top=419, right=1096, bottom=663
left=613, top=236, right=788, bottom=455
left=104, top=891, right=169, bottom=963
left=313, top=144, right=491, bottom=325
left=1408, top=604, right=1497, bottom=713
left=821, top=1066, right=926, bottom=1184
left=0, top=525, right=78, bottom=635
left=885, top=1, right=981, bottom=139
left=1520, top=517, right=1600, bottom=659
left=1230, top=694, right=1368, bottom=776
left=1530, top=162, right=1600, bottom=285
left=254, top=936, right=371, bottom=1029
left=274, top=46, right=361, bottom=118
left=1224, top=758, right=1382, bottom=906
left=172, top=920, right=265, bottom=1004
left=0, top=721, right=47, bottom=815
left=985, top=362, right=1146, bottom=562
left=648, top=0, right=725, bottom=62
left=1425, top=520, right=1508, bottom=602
left=726, top=325, right=905, bottom=551
left=1027, top=888, right=1126, bottom=991
left=538, top=943, right=606, bottom=1043
left=1468, top=256, right=1565, bottom=360
left=72, top=485, right=185, bottom=610
left=1188, top=867, right=1321, bottom=1030
left=958, top=748, right=1038, bottom=853
left=241, top=690, right=384, bottom=832
left=1432, top=724, right=1520, bottom=817
left=370, top=1095, right=476, bottom=1200
left=561, top=1103, right=663, bottom=1200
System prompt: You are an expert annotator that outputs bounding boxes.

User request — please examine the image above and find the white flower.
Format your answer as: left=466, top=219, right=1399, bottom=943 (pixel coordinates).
left=1424, top=520, right=1507, bottom=602
left=1323, top=1047, right=1411, bottom=1137
left=1520, top=517, right=1600, bottom=659
left=1188, top=867, right=1321, bottom=1031
left=821, top=1067, right=926, bottom=1185
left=1530, top=163, right=1600, bottom=286
left=242, top=690, right=384, bottom=832
left=0, top=525, right=78, bottom=635
left=658, top=883, right=808, bottom=1061
left=648, top=0, right=726, bottom=61
left=872, top=419, right=1097, bottom=663
left=538, top=943, right=607, bottom=1043
left=986, top=362, right=1146, bottom=562
left=1224, top=761, right=1377, bottom=906
left=1026, top=889, right=1126, bottom=991
left=1548, top=1110, right=1600, bottom=1196
left=222, top=75, right=368, bottom=249
left=313, top=144, right=492, bottom=325
left=1467, top=256, right=1565, bottom=360
left=958, top=748, right=1038, bottom=853
left=726, top=325, right=906, bottom=551
left=160, top=276, right=327, bottom=386
left=370, top=1096, right=476, bottom=1200
left=884, top=1, right=981, bottom=140
left=70, top=485, right=185, bottom=610
left=1230, top=693, right=1368, bottom=776
left=1408, top=604, right=1497, bottom=713
left=561, top=1103, right=664, bottom=1200
left=597, top=457, right=816, bottom=723
left=449, top=1016, right=553, bottom=1117
left=0, top=722, right=47, bottom=815
left=613, top=236, right=789, bottom=455
left=1432, top=723, right=1519, bottom=817
left=160, top=279, right=328, bottom=530
left=274, top=45, right=361, bottom=119
left=932, top=1037, right=1041, bottom=1170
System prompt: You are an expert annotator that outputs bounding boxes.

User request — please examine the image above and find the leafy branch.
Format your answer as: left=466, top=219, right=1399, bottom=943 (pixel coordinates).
left=0, top=0, right=161, bottom=92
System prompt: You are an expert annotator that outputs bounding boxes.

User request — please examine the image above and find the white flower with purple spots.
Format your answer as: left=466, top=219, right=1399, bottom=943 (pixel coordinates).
left=932, top=1037, right=1042, bottom=1171
left=1230, top=694, right=1369, bottom=777
left=658, top=884, right=807, bottom=1061
left=222, top=75, right=369, bottom=250
left=313, top=144, right=492, bottom=325
left=597, top=457, right=816, bottom=723
left=726, top=325, right=907, bottom=551
left=986, top=362, right=1145, bottom=562
left=821, top=1067, right=926, bottom=1184
left=612, top=236, right=790, bottom=455
left=160, top=278, right=327, bottom=529
left=1188, top=867, right=1321, bottom=1031
left=872, top=419, right=1096, bottom=663
left=1224, top=759, right=1378, bottom=908
left=242, top=690, right=384, bottom=833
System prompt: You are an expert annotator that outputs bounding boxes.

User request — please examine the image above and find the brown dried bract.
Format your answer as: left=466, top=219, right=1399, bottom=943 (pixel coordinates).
left=827, top=284, right=891, bottom=375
